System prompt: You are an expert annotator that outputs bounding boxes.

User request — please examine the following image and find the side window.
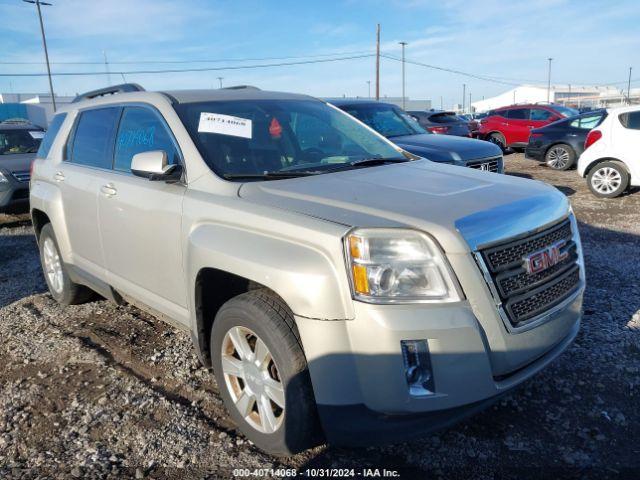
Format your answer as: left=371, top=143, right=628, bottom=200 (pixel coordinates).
left=506, top=109, right=530, bottom=120
left=37, top=113, right=66, bottom=158
left=619, top=111, right=640, bottom=130
left=69, top=107, right=120, bottom=168
left=113, top=107, right=179, bottom=172
left=530, top=109, right=553, bottom=121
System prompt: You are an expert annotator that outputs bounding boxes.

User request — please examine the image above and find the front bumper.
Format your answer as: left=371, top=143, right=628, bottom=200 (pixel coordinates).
left=296, top=291, right=582, bottom=446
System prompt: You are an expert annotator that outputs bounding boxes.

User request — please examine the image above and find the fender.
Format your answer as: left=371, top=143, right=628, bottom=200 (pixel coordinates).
left=185, top=222, right=355, bottom=327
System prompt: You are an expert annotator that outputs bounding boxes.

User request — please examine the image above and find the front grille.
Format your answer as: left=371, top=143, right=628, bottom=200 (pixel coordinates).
left=478, top=218, right=581, bottom=328
left=11, top=170, right=30, bottom=182
left=468, top=157, right=501, bottom=173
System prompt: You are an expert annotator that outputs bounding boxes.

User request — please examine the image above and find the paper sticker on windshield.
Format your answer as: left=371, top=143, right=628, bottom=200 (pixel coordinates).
left=29, top=131, right=45, bottom=139
left=198, top=112, right=252, bottom=139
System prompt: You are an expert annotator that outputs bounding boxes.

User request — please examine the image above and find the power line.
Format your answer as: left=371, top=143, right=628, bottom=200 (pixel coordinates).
left=0, top=49, right=375, bottom=65
left=0, top=53, right=376, bottom=77
left=381, top=54, right=520, bottom=86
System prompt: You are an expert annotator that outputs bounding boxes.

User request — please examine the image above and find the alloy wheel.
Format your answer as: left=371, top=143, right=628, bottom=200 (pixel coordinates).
left=42, top=237, right=64, bottom=294
left=221, top=326, right=285, bottom=434
left=591, top=167, right=622, bottom=195
left=547, top=147, right=570, bottom=169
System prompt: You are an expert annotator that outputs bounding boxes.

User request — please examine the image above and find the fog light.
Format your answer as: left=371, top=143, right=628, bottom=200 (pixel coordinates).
left=401, top=340, right=435, bottom=396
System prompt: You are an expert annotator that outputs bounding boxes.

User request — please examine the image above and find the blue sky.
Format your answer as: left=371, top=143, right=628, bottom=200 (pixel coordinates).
left=0, top=0, right=638, bottom=108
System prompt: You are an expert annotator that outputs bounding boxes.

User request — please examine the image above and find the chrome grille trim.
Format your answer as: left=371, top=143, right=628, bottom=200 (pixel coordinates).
left=11, top=170, right=30, bottom=182
left=473, top=215, right=584, bottom=333
left=467, top=156, right=502, bottom=173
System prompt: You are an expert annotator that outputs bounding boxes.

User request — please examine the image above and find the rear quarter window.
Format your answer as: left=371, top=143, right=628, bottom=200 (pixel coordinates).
left=619, top=111, right=640, bottom=130
left=37, top=113, right=67, bottom=158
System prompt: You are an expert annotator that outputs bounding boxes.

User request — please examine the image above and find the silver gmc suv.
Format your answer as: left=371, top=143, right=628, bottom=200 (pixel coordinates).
left=31, top=84, right=585, bottom=455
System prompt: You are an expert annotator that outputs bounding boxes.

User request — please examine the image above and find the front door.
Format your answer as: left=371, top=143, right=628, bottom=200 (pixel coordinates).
left=97, top=105, right=189, bottom=325
left=504, top=108, right=532, bottom=145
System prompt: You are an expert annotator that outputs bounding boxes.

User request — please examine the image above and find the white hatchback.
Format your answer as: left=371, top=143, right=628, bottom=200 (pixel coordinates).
left=578, top=105, right=640, bottom=198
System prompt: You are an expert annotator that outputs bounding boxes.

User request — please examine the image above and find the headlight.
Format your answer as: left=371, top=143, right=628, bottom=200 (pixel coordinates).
left=345, top=228, right=462, bottom=303
left=0, top=171, right=8, bottom=183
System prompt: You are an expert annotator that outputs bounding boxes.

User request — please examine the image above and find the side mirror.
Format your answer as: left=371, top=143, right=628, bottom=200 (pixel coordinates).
left=131, top=150, right=182, bottom=182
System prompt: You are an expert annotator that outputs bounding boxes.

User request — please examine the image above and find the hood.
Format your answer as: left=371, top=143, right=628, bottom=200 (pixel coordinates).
left=0, top=153, right=35, bottom=173
left=239, top=160, right=569, bottom=254
left=390, top=134, right=502, bottom=164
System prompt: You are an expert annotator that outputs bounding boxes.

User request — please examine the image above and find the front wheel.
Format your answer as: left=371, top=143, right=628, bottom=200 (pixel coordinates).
left=211, top=289, right=322, bottom=455
left=587, top=161, right=629, bottom=198
left=545, top=144, right=576, bottom=170
left=487, top=132, right=506, bottom=151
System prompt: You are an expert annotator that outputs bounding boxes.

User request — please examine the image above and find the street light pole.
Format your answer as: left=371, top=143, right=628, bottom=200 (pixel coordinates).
left=462, top=83, right=466, bottom=113
left=627, top=67, right=633, bottom=105
left=547, top=57, right=553, bottom=103
left=23, top=0, right=56, bottom=112
left=217, top=77, right=224, bottom=88
left=399, top=41, right=407, bottom=110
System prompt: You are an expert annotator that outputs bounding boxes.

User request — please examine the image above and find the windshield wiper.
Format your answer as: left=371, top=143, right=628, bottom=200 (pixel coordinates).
left=349, top=157, right=409, bottom=167
left=222, top=171, right=321, bottom=180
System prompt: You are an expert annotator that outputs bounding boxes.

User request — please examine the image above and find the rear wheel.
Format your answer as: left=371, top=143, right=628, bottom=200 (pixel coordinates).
left=487, top=132, right=506, bottom=151
left=38, top=223, right=94, bottom=305
left=545, top=144, right=575, bottom=170
left=587, top=161, right=629, bottom=198
left=211, top=289, right=322, bottom=455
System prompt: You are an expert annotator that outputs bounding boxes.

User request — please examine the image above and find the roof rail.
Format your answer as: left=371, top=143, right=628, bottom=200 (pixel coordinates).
left=220, top=85, right=260, bottom=91
left=72, top=83, right=145, bottom=103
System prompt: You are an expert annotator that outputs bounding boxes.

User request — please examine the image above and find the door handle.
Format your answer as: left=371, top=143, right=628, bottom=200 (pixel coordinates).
left=54, top=171, right=65, bottom=182
left=100, top=184, right=117, bottom=197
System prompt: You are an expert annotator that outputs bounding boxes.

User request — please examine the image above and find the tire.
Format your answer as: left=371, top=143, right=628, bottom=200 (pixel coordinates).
left=545, top=143, right=576, bottom=170
left=487, top=132, right=506, bottom=151
left=587, top=161, right=630, bottom=198
left=38, top=223, right=94, bottom=305
left=211, top=289, right=322, bottom=455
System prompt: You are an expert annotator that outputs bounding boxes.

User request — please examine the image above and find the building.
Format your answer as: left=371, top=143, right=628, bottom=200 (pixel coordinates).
left=0, top=93, right=75, bottom=127
left=471, top=84, right=627, bottom=112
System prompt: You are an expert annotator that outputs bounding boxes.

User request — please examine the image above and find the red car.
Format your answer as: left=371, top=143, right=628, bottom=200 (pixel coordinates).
left=479, top=104, right=578, bottom=150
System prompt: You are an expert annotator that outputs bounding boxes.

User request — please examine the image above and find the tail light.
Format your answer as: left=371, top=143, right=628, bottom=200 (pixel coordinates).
left=584, top=130, right=602, bottom=150
left=428, top=126, right=449, bottom=134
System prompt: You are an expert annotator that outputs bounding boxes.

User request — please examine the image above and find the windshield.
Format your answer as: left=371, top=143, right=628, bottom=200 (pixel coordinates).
left=175, top=99, right=407, bottom=180
left=340, top=103, right=427, bottom=137
left=0, top=129, right=42, bottom=155
left=553, top=105, right=579, bottom=117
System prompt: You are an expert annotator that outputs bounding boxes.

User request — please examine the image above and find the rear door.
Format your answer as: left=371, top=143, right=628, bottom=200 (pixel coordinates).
left=58, top=106, right=121, bottom=278
left=97, top=105, right=189, bottom=324
left=504, top=108, right=531, bottom=145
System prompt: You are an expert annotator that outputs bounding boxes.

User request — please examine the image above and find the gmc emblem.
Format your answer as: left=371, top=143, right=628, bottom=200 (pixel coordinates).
left=523, top=240, right=568, bottom=274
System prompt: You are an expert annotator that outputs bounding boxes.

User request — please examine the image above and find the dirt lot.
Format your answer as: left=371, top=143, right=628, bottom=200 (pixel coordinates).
left=1, top=153, right=639, bottom=479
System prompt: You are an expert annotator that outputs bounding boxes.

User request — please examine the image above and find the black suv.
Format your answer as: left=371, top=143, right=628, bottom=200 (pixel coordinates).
left=329, top=99, right=503, bottom=173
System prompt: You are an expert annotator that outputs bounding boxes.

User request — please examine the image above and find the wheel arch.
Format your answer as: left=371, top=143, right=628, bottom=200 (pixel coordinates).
left=583, top=157, right=629, bottom=178
left=30, top=208, right=51, bottom=241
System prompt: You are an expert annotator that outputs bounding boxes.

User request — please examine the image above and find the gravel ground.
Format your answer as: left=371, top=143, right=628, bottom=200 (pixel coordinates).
left=0, top=153, right=639, bottom=479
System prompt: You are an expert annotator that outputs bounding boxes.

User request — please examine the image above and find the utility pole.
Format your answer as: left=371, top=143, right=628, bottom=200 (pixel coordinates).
left=462, top=83, right=466, bottom=113
left=468, top=92, right=472, bottom=113
left=547, top=57, right=553, bottom=103
left=23, top=0, right=56, bottom=111
left=399, top=41, right=407, bottom=110
left=217, top=77, right=224, bottom=88
left=440, top=96, right=443, bottom=109
left=568, top=83, right=571, bottom=106
left=627, top=67, right=633, bottom=105
left=103, top=51, right=112, bottom=86
left=375, top=24, right=381, bottom=101
left=366, top=80, right=371, bottom=98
